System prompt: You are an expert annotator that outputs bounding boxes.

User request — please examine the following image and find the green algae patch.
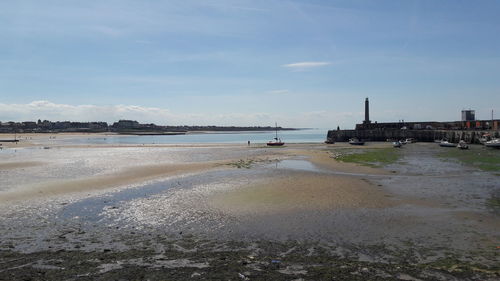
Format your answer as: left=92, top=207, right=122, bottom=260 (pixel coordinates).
left=438, top=147, right=500, bottom=173
left=486, top=197, right=500, bottom=213
left=226, top=158, right=278, bottom=169
left=423, top=257, right=500, bottom=276
left=227, top=159, right=255, bottom=169
left=333, top=148, right=401, bottom=168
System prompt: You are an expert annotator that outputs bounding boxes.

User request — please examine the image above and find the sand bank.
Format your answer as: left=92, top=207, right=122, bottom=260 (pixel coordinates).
left=0, top=161, right=221, bottom=203
left=0, top=133, right=109, bottom=148
left=0, top=161, right=45, bottom=170
left=210, top=171, right=394, bottom=215
left=0, top=141, right=387, bottom=204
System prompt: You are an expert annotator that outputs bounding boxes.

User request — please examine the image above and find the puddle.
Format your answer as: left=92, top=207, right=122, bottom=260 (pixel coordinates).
left=58, top=168, right=268, bottom=223
left=273, top=159, right=322, bottom=172
left=58, top=173, right=210, bottom=222
left=270, top=159, right=387, bottom=178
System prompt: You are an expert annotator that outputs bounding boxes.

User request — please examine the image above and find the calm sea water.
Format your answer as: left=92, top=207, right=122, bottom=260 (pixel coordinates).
left=59, top=129, right=328, bottom=145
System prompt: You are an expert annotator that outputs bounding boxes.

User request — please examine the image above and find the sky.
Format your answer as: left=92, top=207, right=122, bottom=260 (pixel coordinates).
left=1, top=0, right=499, bottom=128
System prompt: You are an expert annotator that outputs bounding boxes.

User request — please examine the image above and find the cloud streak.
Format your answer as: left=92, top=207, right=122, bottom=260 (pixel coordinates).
left=282, top=61, right=331, bottom=71
left=0, top=101, right=272, bottom=126
left=0, top=101, right=176, bottom=124
left=266, top=89, right=289, bottom=95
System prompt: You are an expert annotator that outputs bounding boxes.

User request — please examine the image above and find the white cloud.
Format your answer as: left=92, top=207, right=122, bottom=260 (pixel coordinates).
left=0, top=101, right=274, bottom=126
left=282, top=61, right=331, bottom=71
left=0, top=100, right=359, bottom=128
left=0, top=101, right=175, bottom=124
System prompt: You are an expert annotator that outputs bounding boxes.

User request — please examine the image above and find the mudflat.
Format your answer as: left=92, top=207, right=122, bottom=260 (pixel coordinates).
left=0, top=136, right=499, bottom=280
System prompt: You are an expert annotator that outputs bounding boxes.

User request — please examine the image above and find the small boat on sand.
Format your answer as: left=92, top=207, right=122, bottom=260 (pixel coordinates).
left=267, top=123, right=285, bottom=146
left=439, top=140, right=455, bottom=147
left=457, top=140, right=469, bottom=150
left=267, top=139, right=284, bottom=146
left=484, top=138, right=500, bottom=148
left=349, top=138, right=365, bottom=145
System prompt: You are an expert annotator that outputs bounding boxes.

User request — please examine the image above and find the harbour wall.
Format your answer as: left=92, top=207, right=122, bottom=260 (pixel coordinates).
left=327, top=129, right=500, bottom=144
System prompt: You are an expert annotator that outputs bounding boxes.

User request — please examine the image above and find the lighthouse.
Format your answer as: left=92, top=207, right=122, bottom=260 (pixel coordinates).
left=363, top=97, right=371, bottom=124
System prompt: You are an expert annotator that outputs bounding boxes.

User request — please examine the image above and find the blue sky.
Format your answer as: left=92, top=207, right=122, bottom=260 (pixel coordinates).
left=1, top=0, right=499, bottom=128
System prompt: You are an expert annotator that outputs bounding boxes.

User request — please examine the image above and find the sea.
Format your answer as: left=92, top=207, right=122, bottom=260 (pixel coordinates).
left=57, top=129, right=328, bottom=145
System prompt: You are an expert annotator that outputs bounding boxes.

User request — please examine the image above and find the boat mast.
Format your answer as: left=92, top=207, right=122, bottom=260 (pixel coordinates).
left=275, top=122, right=278, bottom=140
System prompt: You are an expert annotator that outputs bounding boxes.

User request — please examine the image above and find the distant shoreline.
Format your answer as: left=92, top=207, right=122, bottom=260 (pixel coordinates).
left=0, top=125, right=300, bottom=135
left=0, top=127, right=302, bottom=136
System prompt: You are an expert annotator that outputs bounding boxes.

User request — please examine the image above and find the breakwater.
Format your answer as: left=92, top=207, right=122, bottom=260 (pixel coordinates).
left=327, top=129, right=500, bottom=144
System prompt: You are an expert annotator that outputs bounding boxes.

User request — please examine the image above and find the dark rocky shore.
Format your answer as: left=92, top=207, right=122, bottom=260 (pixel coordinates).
left=1, top=235, right=498, bottom=281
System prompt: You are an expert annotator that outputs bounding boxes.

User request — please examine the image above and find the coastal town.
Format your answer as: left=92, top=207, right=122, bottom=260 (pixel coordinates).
left=0, top=119, right=294, bottom=134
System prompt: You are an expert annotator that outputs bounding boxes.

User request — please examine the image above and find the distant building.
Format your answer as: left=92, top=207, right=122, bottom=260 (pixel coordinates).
left=22, top=121, right=37, bottom=129
left=112, top=120, right=140, bottom=129
left=461, top=110, right=475, bottom=121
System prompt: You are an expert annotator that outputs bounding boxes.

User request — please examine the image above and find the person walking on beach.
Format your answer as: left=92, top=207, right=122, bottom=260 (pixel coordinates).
left=248, top=140, right=250, bottom=146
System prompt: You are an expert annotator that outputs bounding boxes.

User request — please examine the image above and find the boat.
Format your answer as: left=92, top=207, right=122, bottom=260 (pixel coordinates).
left=349, top=138, right=365, bottom=145
left=457, top=140, right=469, bottom=150
left=0, top=139, right=19, bottom=143
left=393, top=141, right=402, bottom=148
left=479, top=134, right=491, bottom=144
left=405, top=138, right=415, bottom=143
left=484, top=138, right=500, bottom=148
left=439, top=140, right=455, bottom=147
left=267, top=123, right=285, bottom=146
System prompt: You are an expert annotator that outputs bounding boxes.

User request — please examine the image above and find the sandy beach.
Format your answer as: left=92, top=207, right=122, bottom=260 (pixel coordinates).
left=0, top=134, right=499, bottom=280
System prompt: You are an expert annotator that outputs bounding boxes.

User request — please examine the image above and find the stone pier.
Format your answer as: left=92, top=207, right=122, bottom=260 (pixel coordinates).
left=326, top=129, right=500, bottom=144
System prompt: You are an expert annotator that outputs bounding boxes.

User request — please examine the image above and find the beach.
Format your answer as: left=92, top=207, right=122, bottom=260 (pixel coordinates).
left=0, top=133, right=499, bottom=280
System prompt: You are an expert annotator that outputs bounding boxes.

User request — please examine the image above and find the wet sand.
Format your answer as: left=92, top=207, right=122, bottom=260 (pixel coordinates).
left=0, top=161, right=45, bottom=170
left=0, top=139, right=499, bottom=280
left=0, top=132, right=110, bottom=148
left=0, top=162, right=220, bottom=203
left=211, top=172, right=394, bottom=215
